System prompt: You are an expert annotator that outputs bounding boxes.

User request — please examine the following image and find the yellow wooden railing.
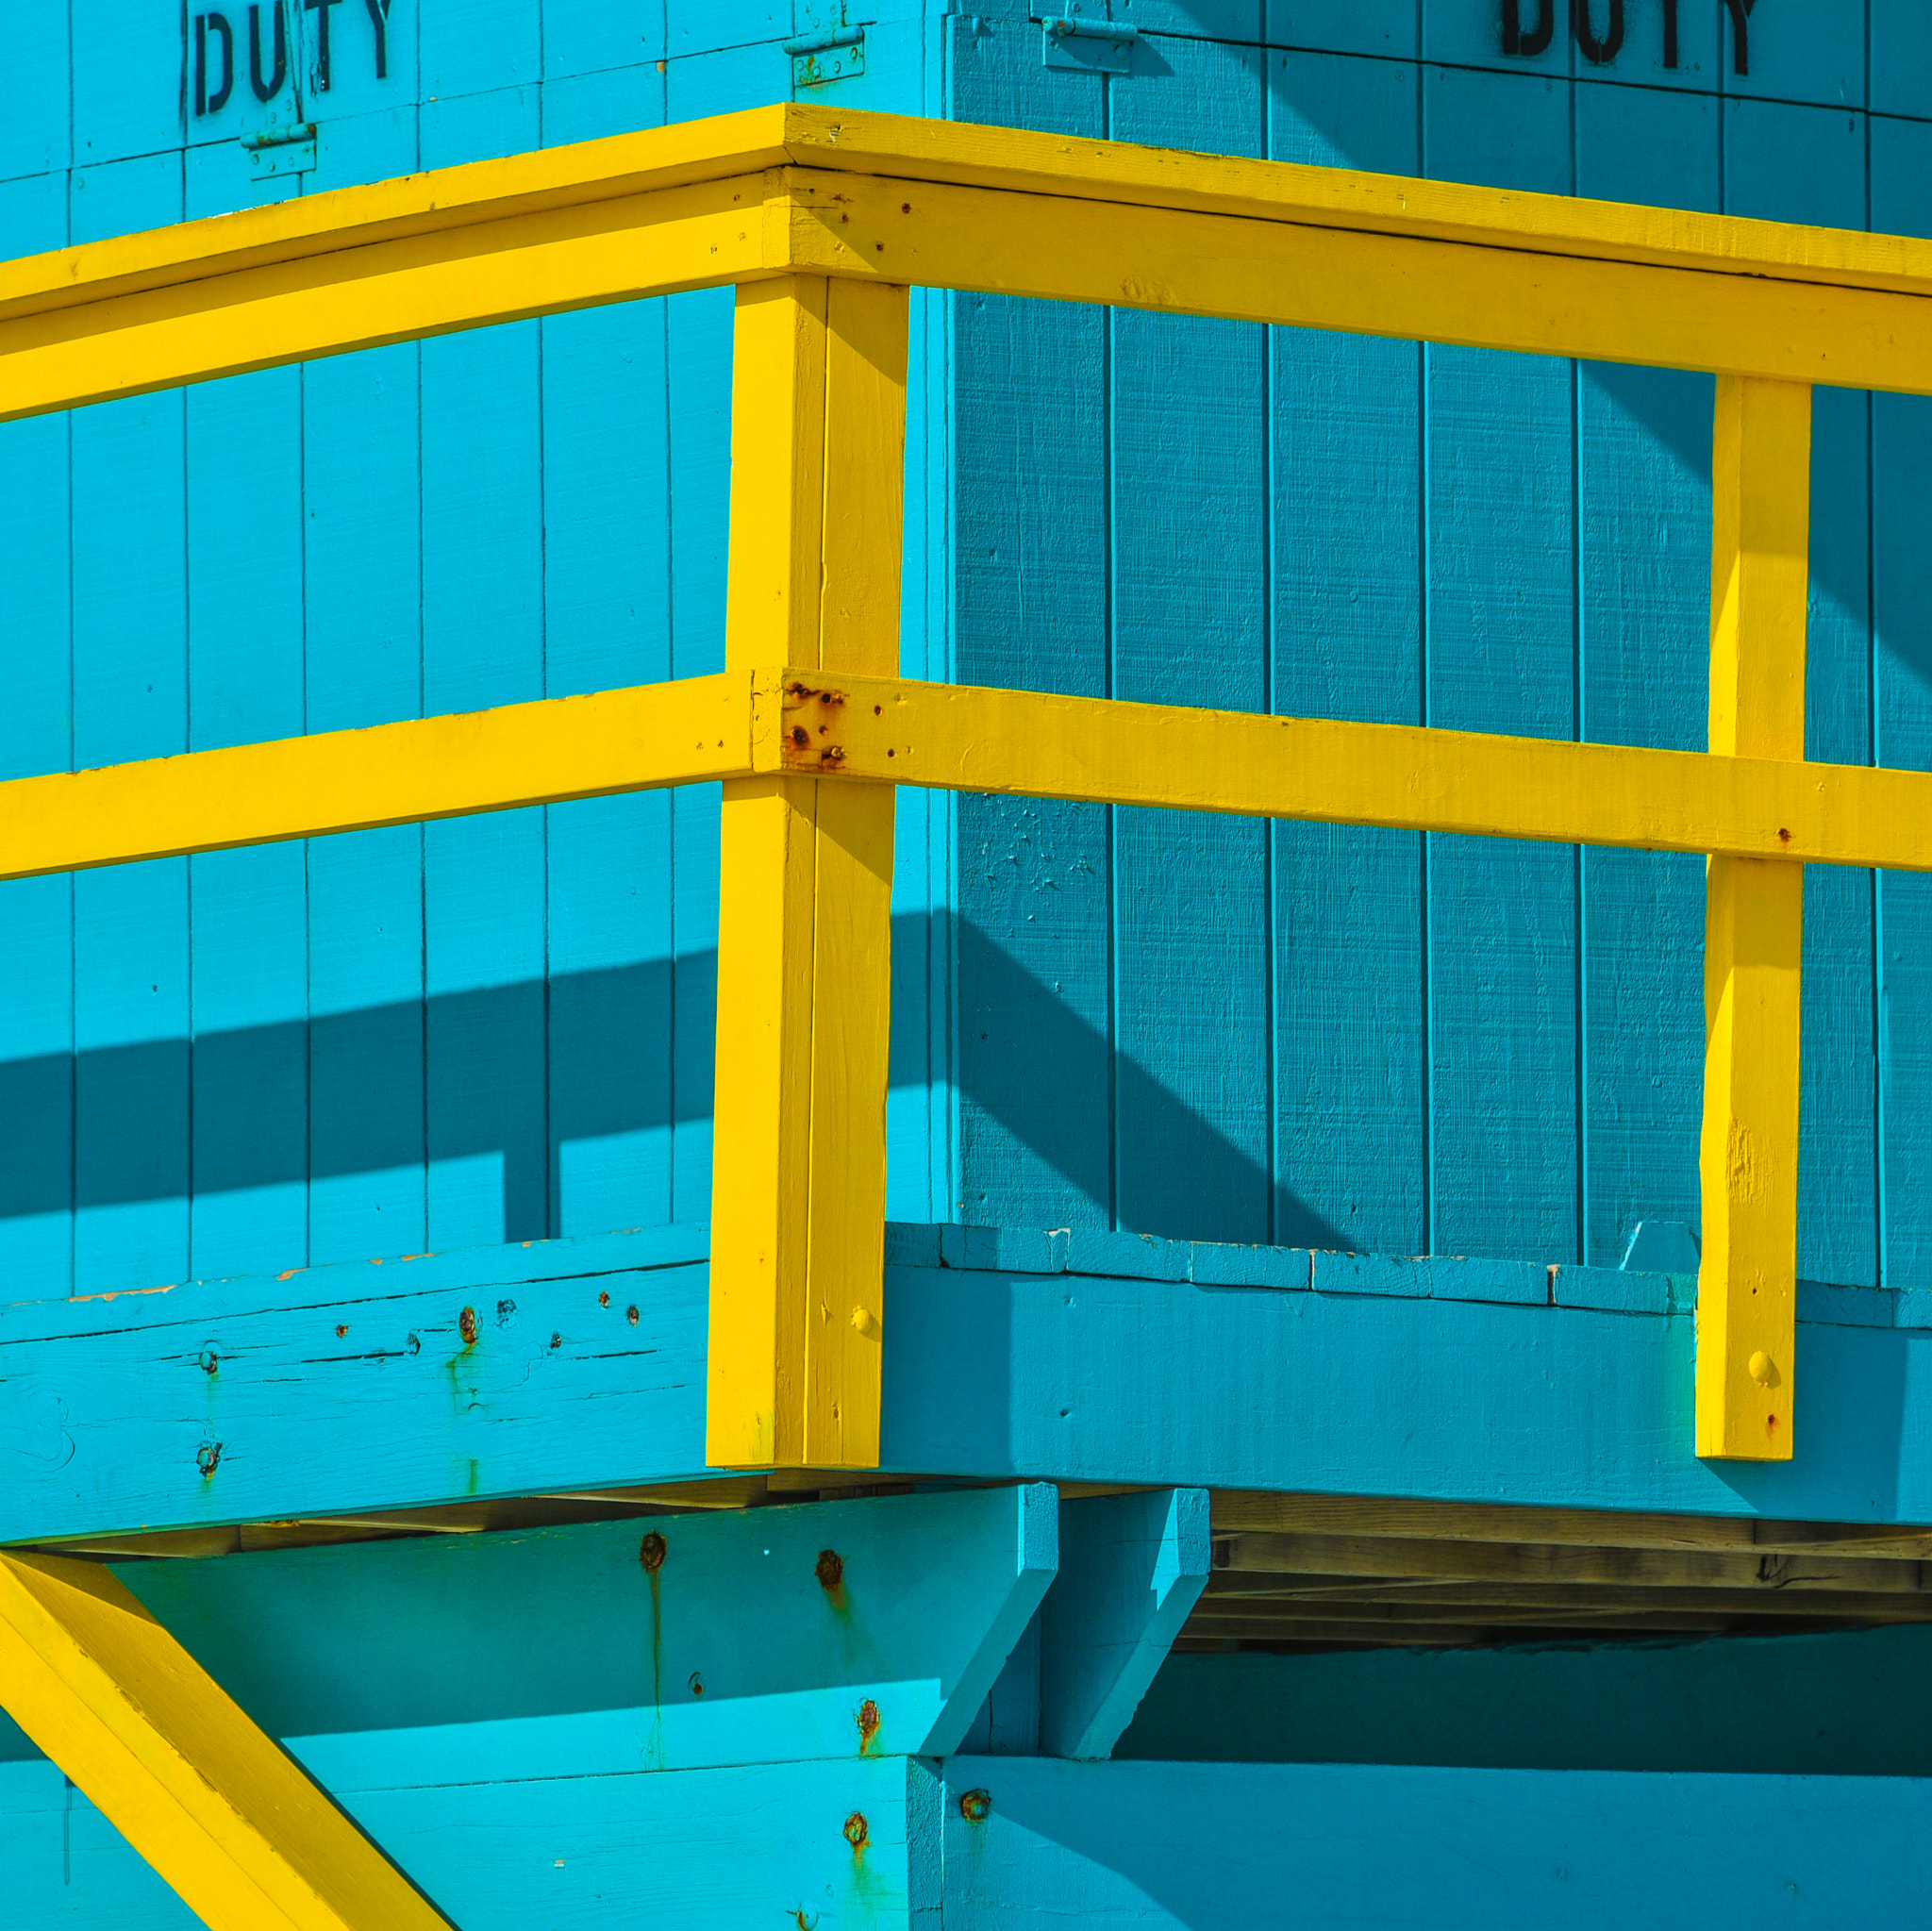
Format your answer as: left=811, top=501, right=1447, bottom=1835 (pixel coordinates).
left=8, top=102, right=1932, bottom=1472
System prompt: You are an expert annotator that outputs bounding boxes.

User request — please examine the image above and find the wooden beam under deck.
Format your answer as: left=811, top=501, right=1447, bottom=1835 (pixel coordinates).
left=23, top=1479, right=1932, bottom=1657
left=1209, top=1489, right=1932, bottom=1556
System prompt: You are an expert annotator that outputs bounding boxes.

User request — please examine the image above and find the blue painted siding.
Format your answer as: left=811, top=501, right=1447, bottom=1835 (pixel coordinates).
left=8, top=1746, right=1932, bottom=1926
left=16, top=1222, right=1932, bottom=1547
left=0, top=3, right=944, bottom=1300
left=937, top=1755, right=1932, bottom=1928
left=4, top=4, right=1931, bottom=1297
left=946, top=4, right=1925, bottom=1283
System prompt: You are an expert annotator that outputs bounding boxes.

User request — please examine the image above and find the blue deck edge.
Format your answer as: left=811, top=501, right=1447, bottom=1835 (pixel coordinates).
left=4, top=1223, right=1931, bottom=1541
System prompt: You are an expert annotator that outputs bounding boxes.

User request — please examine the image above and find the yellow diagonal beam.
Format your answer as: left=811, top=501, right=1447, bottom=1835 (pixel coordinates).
left=0, top=672, right=750, bottom=882
left=763, top=670, right=1932, bottom=875
left=0, top=1551, right=449, bottom=1930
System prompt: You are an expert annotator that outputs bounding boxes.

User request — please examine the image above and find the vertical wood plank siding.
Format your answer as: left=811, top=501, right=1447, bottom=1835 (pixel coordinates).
left=0, top=4, right=1924, bottom=1305
left=947, top=8, right=1914, bottom=1284
left=0, top=8, right=935, bottom=1295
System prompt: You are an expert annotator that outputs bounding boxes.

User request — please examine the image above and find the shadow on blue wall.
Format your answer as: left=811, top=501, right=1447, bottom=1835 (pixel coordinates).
left=0, top=911, right=1341, bottom=1274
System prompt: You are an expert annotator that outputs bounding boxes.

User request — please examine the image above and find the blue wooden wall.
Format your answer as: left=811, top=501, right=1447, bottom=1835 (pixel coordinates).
left=0, top=0, right=949, bottom=1305
left=4, top=4, right=1932, bottom=1303
left=946, top=0, right=1932, bottom=1287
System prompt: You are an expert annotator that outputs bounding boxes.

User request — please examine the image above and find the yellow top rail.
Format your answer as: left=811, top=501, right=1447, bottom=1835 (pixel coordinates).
left=8, top=100, right=1932, bottom=422
left=0, top=103, right=1914, bottom=1477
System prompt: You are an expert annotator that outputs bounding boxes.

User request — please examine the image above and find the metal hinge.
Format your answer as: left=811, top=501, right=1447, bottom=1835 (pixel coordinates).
left=786, top=26, right=865, bottom=87
left=242, top=122, right=316, bottom=180
left=1039, top=12, right=1139, bottom=75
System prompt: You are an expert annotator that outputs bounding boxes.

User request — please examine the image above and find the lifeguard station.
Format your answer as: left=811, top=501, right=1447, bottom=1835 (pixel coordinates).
left=5, top=5, right=1932, bottom=1924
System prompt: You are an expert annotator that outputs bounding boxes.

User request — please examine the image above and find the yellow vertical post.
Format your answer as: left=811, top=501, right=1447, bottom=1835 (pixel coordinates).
left=708, top=274, right=908, bottom=1469
left=1696, top=374, right=1811, bottom=1461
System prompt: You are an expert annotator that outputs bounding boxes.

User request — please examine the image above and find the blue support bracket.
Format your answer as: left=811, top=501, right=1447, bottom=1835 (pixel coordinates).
left=106, top=1484, right=1058, bottom=1786
left=1038, top=1488, right=1210, bottom=1759
left=1623, top=1220, right=1702, bottom=1273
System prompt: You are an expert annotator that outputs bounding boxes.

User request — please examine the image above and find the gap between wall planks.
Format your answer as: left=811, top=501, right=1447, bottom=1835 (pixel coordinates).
left=8, top=104, right=1932, bottom=1466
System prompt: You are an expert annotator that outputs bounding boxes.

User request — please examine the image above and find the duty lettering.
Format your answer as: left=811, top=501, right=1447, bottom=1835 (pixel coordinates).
left=192, top=0, right=395, bottom=111
left=1504, top=0, right=1757, bottom=75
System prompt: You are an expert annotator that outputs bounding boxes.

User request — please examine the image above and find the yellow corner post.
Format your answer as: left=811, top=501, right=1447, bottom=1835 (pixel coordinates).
left=1697, top=374, right=1811, bottom=1461
left=0, top=1552, right=449, bottom=1931
left=708, top=273, right=908, bottom=1469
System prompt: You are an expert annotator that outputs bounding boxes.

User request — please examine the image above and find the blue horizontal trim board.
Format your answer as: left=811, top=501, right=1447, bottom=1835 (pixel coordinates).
left=1, top=1753, right=923, bottom=1931
left=9, top=1224, right=1932, bottom=1540
left=11, top=1749, right=1932, bottom=1929
left=0, top=1226, right=711, bottom=1543
left=883, top=1234, right=1932, bottom=1520
left=936, top=1756, right=1932, bottom=1929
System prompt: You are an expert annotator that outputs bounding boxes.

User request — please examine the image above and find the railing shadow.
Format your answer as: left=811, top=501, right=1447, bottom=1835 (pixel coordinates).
left=0, top=911, right=1335, bottom=1275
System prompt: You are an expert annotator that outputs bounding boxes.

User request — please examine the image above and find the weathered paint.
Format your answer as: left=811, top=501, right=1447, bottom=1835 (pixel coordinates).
left=8, top=1743, right=1932, bottom=1928
left=11, top=1224, right=1932, bottom=1543
left=0, top=1751, right=921, bottom=1931
left=103, top=1487, right=1058, bottom=1782
left=4, top=13, right=1932, bottom=1923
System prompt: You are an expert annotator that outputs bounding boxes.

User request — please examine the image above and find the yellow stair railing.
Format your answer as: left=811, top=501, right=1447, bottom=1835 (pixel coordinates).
left=8, top=102, right=1932, bottom=1470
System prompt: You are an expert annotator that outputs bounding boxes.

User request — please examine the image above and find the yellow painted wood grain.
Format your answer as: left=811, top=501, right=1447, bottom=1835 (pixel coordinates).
left=709, top=275, right=908, bottom=1472
left=1698, top=377, right=1812, bottom=1463
left=711, top=276, right=833, bottom=1470
left=777, top=106, right=1932, bottom=302
left=0, top=177, right=769, bottom=424
left=763, top=670, right=1932, bottom=876
left=0, top=1552, right=450, bottom=1930
left=800, top=277, right=908, bottom=1470
left=784, top=170, right=1932, bottom=395
left=0, top=672, right=749, bottom=882
left=711, top=771, right=820, bottom=1468
left=11, top=105, right=1932, bottom=424
left=10, top=101, right=1932, bottom=341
